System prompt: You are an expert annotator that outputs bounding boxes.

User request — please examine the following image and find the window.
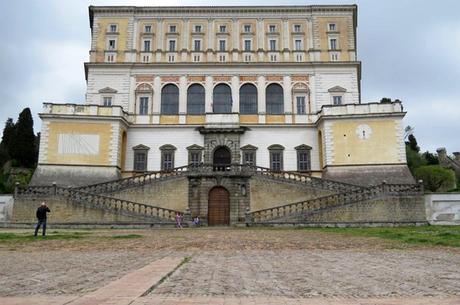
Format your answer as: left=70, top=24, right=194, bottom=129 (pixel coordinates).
left=296, top=54, right=303, bottom=62
left=108, top=39, right=116, bottom=50
left=270, top=54, right=277, bottom=62
left=160, top=145, right=176, bottom=171
left=330, top=38, right=337, bottom=50
left=109, top=24, right=117, bottom=32
left=331, top=53, right=339, bottom=61
left=269, top=25, right=276, bottom=32
left=269, top=39, right=276, bottom=51
left=139, top=97, right=149, bottom=115
left=106, top=54, right=115, bottom=62
left=219, top=55, right=226, bottom=62
left=243, top=151, right=255, bottom=165
left=244, top=40, right=251, bottom=51
left=266, top=83, right=284, bottom=114
left=220, top=25, right=226, bottom=33
left=213, top=84, right=232, bottom=113
left=169, top=25, right=176, bottom=33
left=169, top=40, right=176, bottom=52
left=187, top=84, right=205, bottom=114
left=244, top=25, right=251, bottom=32
left=133, top=145, right=149, bottom=172
left=296, top=96, right=306, bottom=114
left=161, top=84, right=179, bottom=114
left=187, top=145, right=204, bottom=166
left=328, top=23, right=336, bottom=31
left=294, top=24, right=301, bottom=32
left=268, top=145, right=284, bottom=171
left=142, top=55, right=150, bottom=62
left=333, top=96, right=342, bottom=105
left=193, top=55, right=201, bottom=62
left=296, top=145, right=311, bottom=172
left=143, top=40, right=151, bottom=52
left=144, top=25, right=152, bottom=33
left=194, top=40, right=201, bottom=51
left=219, top=40, right=226, bottom=51
left=244, top=54, right=252, bottom=62
left=194, top=25, right=202, bottom=33
left=103, top=96, right=112, bottom=106
left=295, top=39, right=302, bottom=51
left=239, top=83, right=258, bottom=114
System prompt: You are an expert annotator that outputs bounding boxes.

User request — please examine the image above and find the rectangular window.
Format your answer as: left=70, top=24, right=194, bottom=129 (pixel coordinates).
left=139, top=97, right=149, bottom=115
left=244, top=54, right=251, bottom=62
left=331, top=53, right=339, bottom=61
left=103, top=97, right=112, bottom=106
left=169, top=40, right=176, bottom=52
left=189, top=151, right=201, bottom=165
left=162, top=152, right=174, bottom=171
left=296, top=54, right=303, bottom=62
left=143, top=40, right=151, bottom=52
left=244, top=40, right=251, bottom=51
left=270, top=54, right=277, bottom=62
left=193, top=55, right=200, bottom=62
left=295, top=39, right=302, bottom=51
left=296, top=96, right=306, bottom=114
left=134, top=152, right=147, bottom=171
left=270, top=152, right=283, bottom=171
left=297, top=151, right=311, bottom=172
left=220, top=25, right=226, bottom=33
left=169, top=25, right=176, bottom=33
left=294, top=24, right=301, bottom=32
left=194, top=25, right=201, bottom=33
left=269, top=40, right=276, bottom=51
left=333, top=96, right=342, bottom=105
left=330, top=38, right=337, bottom=50
left=219, top=40, right=226, bottom=51
left=168, top=55, right=175, bottom=62
left=269, top=25, right=276, bottom=32
left=243, top=151, right=256, bottom=166
left=106, top=54, right=115, bottom=62
left=109, top=24, right=117, bottom=32
left=142, top=55, right=149, bottom=62
left=108, top=39, right=116, bottom=50
left=144, top=25, right=152, bottom=33
left=219, top=55, right=226, bottom=62
left=244, top=25, right=251, bottom=32
left=194, top=40, right=201, bottom=51
left=329, top=23, right=336, bottom=31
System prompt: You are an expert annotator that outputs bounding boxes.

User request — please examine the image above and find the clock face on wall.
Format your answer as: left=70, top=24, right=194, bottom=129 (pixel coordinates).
left=356, top=124, right=372, bottom=140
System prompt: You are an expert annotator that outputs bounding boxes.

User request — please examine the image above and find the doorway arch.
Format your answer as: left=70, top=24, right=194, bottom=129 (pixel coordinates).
left=213, top=146, right=231, bottom=171
left=208, top=186, right=230, bottom=225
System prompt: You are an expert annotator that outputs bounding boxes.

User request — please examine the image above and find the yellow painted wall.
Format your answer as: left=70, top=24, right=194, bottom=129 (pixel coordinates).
left=46, top=122, right=113, bottom=166
left=96, top=18, right=129, bottom=62
left=186, top=115, right=205, bottom=124
left=266, top=115, right=285, bottom=124
left=240, top=115, right=258, bottom=124
left=331, top=119, right=399, bottom=165
left=160, top=115, right=179, bottom=124
left=316, top=16, right=351, bottom=61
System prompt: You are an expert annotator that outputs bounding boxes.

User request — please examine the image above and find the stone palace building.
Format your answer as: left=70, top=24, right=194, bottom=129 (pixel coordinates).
left=27, top=5, right=420, bottom=226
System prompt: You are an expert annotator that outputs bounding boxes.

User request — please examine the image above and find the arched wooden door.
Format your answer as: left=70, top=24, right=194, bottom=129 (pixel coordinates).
left=208, top=186, right=230, bottom=226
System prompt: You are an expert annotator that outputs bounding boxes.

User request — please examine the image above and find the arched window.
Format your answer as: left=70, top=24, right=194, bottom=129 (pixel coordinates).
left=266, top=83, right=284, bottom=115
left=161, top=84, right=179, bottom=115
left=213, top=84, right=232, bottom=113
left=239, top=84, right=258, bottom=114
left=187, top=84, right=205, bottom=115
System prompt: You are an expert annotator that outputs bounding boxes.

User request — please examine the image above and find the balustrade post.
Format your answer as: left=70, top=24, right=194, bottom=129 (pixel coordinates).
left=381, top=180, right=387, bottom=195
left=245, top=207, right=253, bottom=226
left=14, top=182, right=19, bottom=198
left=52, top=182, right=57, bottom=196
left=418, top=179, right=424, bottom=194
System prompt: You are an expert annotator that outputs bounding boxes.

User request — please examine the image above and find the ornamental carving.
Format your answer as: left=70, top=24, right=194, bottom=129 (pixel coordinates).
left=291, top=75, right=309, bottom=82
left=136, top=75, right=154, bottom=83
left=292, top=82, right=309, bottom=91
left=240, top=76, right=257, bottom=82
left=135, top=83, right=153, bottom=92
left=266, top=75, right=283, bottom=82
left=188, top=76, right=206, bottom=82
left=213, top=75, right=231, bottom=82
left=161, top=76, right=180, bottom=83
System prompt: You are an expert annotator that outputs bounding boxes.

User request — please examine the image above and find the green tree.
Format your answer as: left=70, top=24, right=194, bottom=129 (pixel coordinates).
left=406, top=145, right=425, bottom=172
left=380, top=97, right=392, bottom=103
left=9, top=108, right=37, bottom=168
left=406, top=134, right=420, bottom=153
left=414, top=165, right=456, bottom=192
left=0, top=118, right=15, bottom=167
left=422, top=151, right=439, bottom=165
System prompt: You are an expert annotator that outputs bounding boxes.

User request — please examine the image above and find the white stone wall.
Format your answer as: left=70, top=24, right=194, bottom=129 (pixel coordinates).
left=425, top=193, right=460, bottom=225
left=0, top=195, right=14, bottom=222
left=86, top=67, right=131, bottom=109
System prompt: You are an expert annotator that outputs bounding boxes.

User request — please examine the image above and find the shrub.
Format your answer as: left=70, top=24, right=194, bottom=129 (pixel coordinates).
left=414, top=165, right=456, bottom=192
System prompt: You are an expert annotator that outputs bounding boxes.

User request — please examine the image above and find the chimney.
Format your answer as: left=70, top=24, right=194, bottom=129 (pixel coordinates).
left=453, top=152, right=460, bottom=162
left=436, top=147, right=447, bottom=161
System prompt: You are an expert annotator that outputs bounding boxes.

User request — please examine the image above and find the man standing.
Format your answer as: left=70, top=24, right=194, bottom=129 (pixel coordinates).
left=34, top=202, right=50, bottom=237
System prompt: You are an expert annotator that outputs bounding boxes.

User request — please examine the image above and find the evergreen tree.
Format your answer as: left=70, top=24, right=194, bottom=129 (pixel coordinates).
left=380, top=97, right=392, bottom=103
left=422, top=151, right=439, bottom=165
left=0, top=118, right=15, bottom=166
left=406, top=134, right=420, bottom=153
left=9, top=108, right=37, bottom=168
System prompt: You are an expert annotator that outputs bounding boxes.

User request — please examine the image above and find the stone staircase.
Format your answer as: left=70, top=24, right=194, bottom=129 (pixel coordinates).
left=249, top=182, right=423, bottom=223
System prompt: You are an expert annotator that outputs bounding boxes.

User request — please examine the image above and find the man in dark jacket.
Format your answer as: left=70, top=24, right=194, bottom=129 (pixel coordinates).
left=34, top=202, right=51, bottom=237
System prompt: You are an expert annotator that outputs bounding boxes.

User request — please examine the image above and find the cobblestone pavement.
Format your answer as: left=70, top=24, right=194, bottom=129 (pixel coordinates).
left=152, top=250, right=460, bottom=298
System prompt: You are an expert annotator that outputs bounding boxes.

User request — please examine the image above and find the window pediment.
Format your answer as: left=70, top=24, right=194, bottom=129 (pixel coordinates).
left=268, top=144, right=284, bottom=150
left=159, top=144, right=177, bottom=151
left=295, top=144, right=312, bottom=150
left=187, top=144, right=204, bottom=150
left=328, top=86, right=347, bottom=93
left=98, top=87, right=118, bottom=94
left=132, top=144, right=150, bottom=151
left=240, top=144, right=258, bottom=150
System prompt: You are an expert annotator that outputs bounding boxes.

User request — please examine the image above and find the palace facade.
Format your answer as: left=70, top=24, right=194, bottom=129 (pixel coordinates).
left=32, top=5, right=413, bottom=187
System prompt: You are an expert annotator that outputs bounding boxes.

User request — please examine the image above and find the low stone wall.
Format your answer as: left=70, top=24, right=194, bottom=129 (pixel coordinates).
left=0, top=195, right=14, bottom=222
left=425, top=193, right=460, bottom=225
left=249, top=175, right=333, bottom=212
left=304, top=195, right=426, bottom=223
left=11, top=196, right=142, bottom=223
left=106, top=176, right=189, bottom=212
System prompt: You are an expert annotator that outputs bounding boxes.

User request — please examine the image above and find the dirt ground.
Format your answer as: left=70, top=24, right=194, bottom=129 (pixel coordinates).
left=0, top=228, right=459, bottom=298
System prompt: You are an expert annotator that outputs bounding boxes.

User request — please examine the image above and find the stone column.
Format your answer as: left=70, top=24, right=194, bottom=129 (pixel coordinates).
left=257, top=75, right=266, bottom=123
left=231, top=75, right=239, bottom=113
left=156, top=18, right=164, bottom=62
left=182, top=18, right=189, bottom=61
left=257, top=18, right=264, bottom=61
left=128, top=75, right=136, bottom=113
left=152, top=76, right=161, bottom=123
left=179, top=75, right=187, bottom=123
left=232, top=18, right=240, bottom=61
left=205, top=75, right=213, bottom=113
left=283, top=75, right=292, bottom=117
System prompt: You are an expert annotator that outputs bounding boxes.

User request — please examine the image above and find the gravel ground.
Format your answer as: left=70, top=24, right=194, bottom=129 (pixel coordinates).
left=0, top=228, right=459, bottom=297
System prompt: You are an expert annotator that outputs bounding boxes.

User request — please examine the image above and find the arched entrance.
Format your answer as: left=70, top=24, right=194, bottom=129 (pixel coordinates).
left=208, top=186, right=230, bottom=226
left=213, top=146, right=231, bottom=171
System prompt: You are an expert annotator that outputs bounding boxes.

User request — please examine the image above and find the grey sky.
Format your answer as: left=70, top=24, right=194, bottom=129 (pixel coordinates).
left=0, top=0, right=459, bottom=153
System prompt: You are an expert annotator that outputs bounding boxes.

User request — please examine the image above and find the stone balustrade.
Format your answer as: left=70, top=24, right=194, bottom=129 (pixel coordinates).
left=41, top=103, right=130, bottom=120
left=319, top=101, right=403, bottom=117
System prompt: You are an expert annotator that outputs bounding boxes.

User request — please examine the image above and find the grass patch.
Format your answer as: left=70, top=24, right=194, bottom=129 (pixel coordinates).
left=110, top=234, right=143, bottom=239
left=0, top=231, right=92, bottom=243
left=306, top=225, right=460, bottom=247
